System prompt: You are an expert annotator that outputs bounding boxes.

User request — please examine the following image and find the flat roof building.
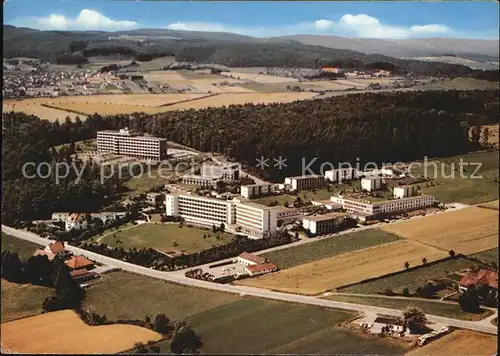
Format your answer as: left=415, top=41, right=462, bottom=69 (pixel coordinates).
left=302, top=212, right=349, bottom=235
left=240, top=184, right=272, bottom=199
left=97, top=128, right=167, bottom=161
left=330, top=194, right=435, bottom=220
left=284, top=175, right=325, bottom=191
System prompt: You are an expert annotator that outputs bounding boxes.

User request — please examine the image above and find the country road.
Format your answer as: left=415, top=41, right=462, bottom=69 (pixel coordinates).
left=2, top=225, right=497, bottom=335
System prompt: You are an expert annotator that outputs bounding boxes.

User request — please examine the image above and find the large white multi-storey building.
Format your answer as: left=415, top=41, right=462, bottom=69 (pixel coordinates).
left=165, top=194, right=279, bottom=238
left=97, top=128, right=167, bottom=161
left=324, top=168, right=358, bottom=182
left=201, top=163, right=239, bottom=182
left=284, top=175, right=325, bottom=191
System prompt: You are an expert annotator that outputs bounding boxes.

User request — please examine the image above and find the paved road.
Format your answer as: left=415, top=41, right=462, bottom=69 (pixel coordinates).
left=3, top=225, right=496, bottom=335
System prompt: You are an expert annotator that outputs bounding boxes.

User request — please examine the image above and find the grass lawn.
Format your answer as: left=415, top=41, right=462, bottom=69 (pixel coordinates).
left=410, top=150, right=499, bottom=204
left=83, top=271, right=239, bottom=321
left=324, top=295, right=494, bottom=321
left=1, top=233, right=42, bottom=260
left=338, top=257, right=484, bottom=295
left=1, top=279, right=54, bottom=323
left=121, top=166, right=173, bottom=198
left=100, top=223, right=233, bottom=253
left=470, top=248, right=498, bottom=265
left=261, top=229, right=401, bottom=269
left=154, top=299, right=406, bottom=354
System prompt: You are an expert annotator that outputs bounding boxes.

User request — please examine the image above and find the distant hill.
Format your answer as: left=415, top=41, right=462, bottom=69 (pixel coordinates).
left=271, top=34, right=499, bottom=63
left=2, top=25, right=498, bottom=81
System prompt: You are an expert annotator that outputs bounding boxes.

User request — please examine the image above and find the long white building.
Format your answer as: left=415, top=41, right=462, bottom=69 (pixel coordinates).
left=330, top=194, right=435, bottom=219
left=97, top=128, right=167, bottom=161
left=165, top=194, right=279, bottom=238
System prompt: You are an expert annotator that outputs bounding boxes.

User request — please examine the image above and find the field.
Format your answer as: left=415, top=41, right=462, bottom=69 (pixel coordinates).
left=100, top=223, right=234, bottom=253
left=1, top=232, right=41, bottom=260
left=406, top=330, right=498, bottom=356
left=82, top=271, right=405, bottom=354
left=469, top=248, right=498, bottom=265
left=1, top=279, right=53, bottom=323
left=261, top=229, right=402, bottom=269
left=165, top=92, right=316, bottom=110
left=36, top=93, right=212, bottom=115
left=381, top=207, right=499, bottom=255
left=338, top=257, right=486, bottom=295
left=6, top=92, right=317, bottom=120
left=175, top=299, right=406, bottom=355
left=0, top=310, right=163, bottom=354
left=220, top=71, right=298, bottom=84
left=478, top=199, right=499, bottom=210
left=238, top=240, right=448, bottom=295
left=324, top=295, right=493, bottom=321
left=3, top=98, right=86, bottom=122
left=410, top=150, right=499, bottom=204
left=83, top=271, right=239, bottom=321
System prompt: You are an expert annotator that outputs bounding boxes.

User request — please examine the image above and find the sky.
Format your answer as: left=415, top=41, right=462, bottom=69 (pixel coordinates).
left=4, top=1, right=499, bottom=40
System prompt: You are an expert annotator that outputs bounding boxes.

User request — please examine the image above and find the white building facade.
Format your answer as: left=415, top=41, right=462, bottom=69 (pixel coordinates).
left=361, top=177, right=383, bottom=192
left=324, top=168, right=359, bottom=182
left=240, top=184, right=271, bottom=199
left=165, top=194, right=279, bottom=238
left=284, top=175, right=325, bottom=191
left=330, top=194, right=435, bottom=218
left=97, top=129, right=167, bottom=161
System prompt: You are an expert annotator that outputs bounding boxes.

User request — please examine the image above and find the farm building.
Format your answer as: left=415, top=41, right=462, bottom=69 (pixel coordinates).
left=65, top=255, right=94, bottom=270
left=237, top=252, right=266, bottom=266
left=245, top=263, right=278, bottom=276
left=459, top=269, right=498, bottom=298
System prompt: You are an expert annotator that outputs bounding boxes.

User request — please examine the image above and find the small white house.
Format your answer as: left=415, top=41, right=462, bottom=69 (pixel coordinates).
left=65, top=213, right=89, bottom=232
left=52, top=212, right=69, bottom=223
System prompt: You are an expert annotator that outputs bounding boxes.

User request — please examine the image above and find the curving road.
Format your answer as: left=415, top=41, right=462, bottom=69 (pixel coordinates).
left=2, top=224, right=497, bottom=335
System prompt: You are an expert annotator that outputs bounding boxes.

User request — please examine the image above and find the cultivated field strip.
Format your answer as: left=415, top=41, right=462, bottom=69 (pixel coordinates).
left=382, top=207, right=499, bottom=255
left=238, top=240, right=448, bottom=295
left=0, top=309, right=162, bottom=354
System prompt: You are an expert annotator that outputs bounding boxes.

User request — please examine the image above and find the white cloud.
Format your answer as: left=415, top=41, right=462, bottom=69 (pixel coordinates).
left=165, top=14, right=455, bottom=39
left=9, top=10, right=468, bottom=39
left=12, top=9, right=138, bottom=31
left=337, top=14, right=452, bottom=39
left=314, top=19, right=334, bottom=31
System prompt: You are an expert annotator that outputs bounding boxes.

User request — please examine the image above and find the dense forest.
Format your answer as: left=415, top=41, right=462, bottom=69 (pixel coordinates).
left=2, top=89, right=497, bottom=223
left=3, top=25, right=499, bottom=81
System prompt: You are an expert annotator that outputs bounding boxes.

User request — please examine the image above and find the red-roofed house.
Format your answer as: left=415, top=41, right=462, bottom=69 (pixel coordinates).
left=43, top=241, right=70, bottom=258
left=237, top=252, right=266, bottom=266
left=65, top=255, right=94, bottom=270
left=33, top=249, right=56, bottom=261
left=245, top=263, right=278, bottom=276
left=459, top=269, right=498, bottom=299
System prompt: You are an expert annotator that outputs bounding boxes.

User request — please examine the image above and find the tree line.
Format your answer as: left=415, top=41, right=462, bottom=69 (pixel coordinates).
left=2, top=89, right=498, bottom=223
left=77, top=233, right=293, bottom=270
